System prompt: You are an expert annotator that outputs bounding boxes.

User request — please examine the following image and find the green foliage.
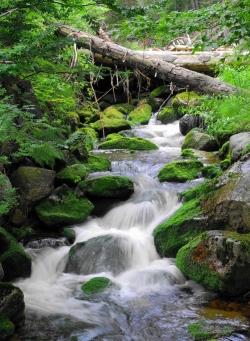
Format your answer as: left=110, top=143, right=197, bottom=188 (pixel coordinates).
left=0, top=173, right=16, bottom=217
left=56, top=164, right=89, bottom=185
left=85, top=155, right=111, bottom=172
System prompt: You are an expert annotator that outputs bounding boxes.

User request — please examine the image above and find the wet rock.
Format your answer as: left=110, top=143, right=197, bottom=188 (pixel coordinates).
left=176, top=230, right=250, bottom=296
left=11, top=166, right=55, bottom=203
left=65, top=235, right=132, bottom=275
left=203, top=156, right=250, bottom=232
left=35, top=189, right=94, bottom=227
left=99, top=136, right=158, bottom=151
left=229, top=132, right=250, bottom=161
left=0, top=227, right=31, bottom=281
left=0, top=282, right=25, bottom=336
left=0, top=262, right=4, bottom=280
left=179, top=114, right=204, bottom=136
left=158, top=159, right=203, bottom=182
left=182, top=129, right=218, bottom=151
left=81, top=175, right=134, bottom=199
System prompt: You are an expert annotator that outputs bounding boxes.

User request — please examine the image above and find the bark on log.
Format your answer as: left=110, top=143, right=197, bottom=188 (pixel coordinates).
left=58, top=25, right=236, bottom=95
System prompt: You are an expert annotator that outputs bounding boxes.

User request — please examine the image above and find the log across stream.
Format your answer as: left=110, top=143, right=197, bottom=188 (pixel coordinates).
left=15, top=117, right=248, bottom=340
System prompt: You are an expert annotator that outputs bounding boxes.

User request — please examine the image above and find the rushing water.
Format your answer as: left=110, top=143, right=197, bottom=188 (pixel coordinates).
left=16, top=119, right=249, bottom=340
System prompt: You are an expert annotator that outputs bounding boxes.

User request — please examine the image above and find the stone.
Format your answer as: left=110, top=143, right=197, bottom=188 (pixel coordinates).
left=81, top=175, right=134, bottom=199
left=157, top=107, right=177, bottom=124
left=158, top=159, right=203, bottom=182
left=179, top=114, right=204, bottom=135
left=11, top=166, right=55, bottom=203
left=176, top=230, right=250, bottom=296
left=182, top=129, right=218, bottom=151
left=229, top=132, right=250, bottom=161
left=172, top=91, right=201, bottom=116
left=128, top=103, right=152, bottom=125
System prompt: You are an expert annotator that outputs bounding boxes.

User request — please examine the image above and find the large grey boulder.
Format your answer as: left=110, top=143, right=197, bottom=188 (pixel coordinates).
left=182, top=129, right=218, bottom=151
left=65, top=234, right=133, bottom=275
left=179, top=114, right=204, bottom=136
left=176, top=230, right=250, bottom=296
left=229, top=132, right=250, bottom=161
left=203, top=156, right=250, bottom=232
left=11, top=166, right=55, bottom=203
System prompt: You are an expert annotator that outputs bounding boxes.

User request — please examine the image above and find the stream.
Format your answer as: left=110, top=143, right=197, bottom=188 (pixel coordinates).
left=16, top=118, right=249, bottom=340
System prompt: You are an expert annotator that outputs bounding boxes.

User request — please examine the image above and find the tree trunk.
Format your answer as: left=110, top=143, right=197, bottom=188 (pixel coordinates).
left=58, top=25, right=236, bottom=95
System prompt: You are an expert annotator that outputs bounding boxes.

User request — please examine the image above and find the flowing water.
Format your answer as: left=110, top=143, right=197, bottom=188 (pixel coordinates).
left=16, top=119, right=249, bottom=340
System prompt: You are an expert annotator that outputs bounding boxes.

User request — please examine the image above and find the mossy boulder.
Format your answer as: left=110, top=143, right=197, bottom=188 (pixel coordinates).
left=202, top=164, right=223, bottom=179
left=0, top=227, right=31, bottom=281
left=176, top=230, right=250, bottom=296
left=0, top=173, right=16, bottom=222
left=158, top=160, right=203, bottom=182
left=0, top=282, right=25, bottom=334
left=154, top=199, right=206, bottom=257
left=229, top=132, right=250, bottom=161
left=82, top=175, right=134, bottom=199
left=172, top=91, right=201, bottom=116
left=182, top=129, right=218, bottom=151
left=150, top=85, right=166, bottom=98
left=56, top=164, right=88, bottom=185
left=65, top=131, right=90, bottom=161
left=157, top=107, right=177, bottom=124
left=128, top=103, right=152, bottom=125
left=85, top=155, right=111, bottom=173
left=77, top=127, right=98, bottom=151
left=99, top=136, right=158, bottom=151
left=62, top=227, right=76, bottom=244
left=35, top=190, right=94, bottom=227
left=81, top=277, right=112, bottom=295
left=112, top=103, right=134, bottom=115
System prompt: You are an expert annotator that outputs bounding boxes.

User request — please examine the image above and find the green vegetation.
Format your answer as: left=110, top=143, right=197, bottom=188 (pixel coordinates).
left=0, top=173, right=16, bottom=218
left=188, top=321, right=235, bottom=341
left=128, top=103, right=152, bottom=125
left=157, top=107, right=176, bottom=124
left=172, top=92, right=201, bottom=116
left=81, top=277, right=112, bottom=295
left=82, top=175, right=134, bottom=199
left=56, top=164, right=89, bottom=185
left=181, top=149, right=198, bottom=159
left=158, top=160, right=203, bottom=182
left=202, top=164, right=223, bottom=179
left=35, top=192, right=94, bottom=226
left=99, top=136, right=158, bottom=151
left=85, top=155, right=111, bottom=172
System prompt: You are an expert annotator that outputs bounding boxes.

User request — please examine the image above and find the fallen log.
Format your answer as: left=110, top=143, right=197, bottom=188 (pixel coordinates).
left=58, top=25, right=236, bottom=95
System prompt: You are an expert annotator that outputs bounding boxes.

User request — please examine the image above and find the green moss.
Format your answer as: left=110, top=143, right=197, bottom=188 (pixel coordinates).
left=181, top=148, right=198, bottom=159
left=128, top=103, right=152, bottom=125
left=77, top=127, right=98, bottom=151
left=182, top=129, right=218, bottom=151
left=56, top=164, right=89, bottom=185
left=241, top=143, right=250, bottom=156
left=0, top=173, right=16, bottom=218
left=219, top=141, right=230, bottom=158
left=81, top=277, right=111, bottom=295
left=176, top=232, right=222, bottom=291
left=153, top=199, right=202, bottom=257
left=188, top=321, right=235, bottom=341
left=0, top=316, right=15, bottom=339
left=172, top=91, right=201, bottom=116
left=157, top=107, right=177, bottom=123
left=103, top=106, right=124, bottom=119
left=112, top=103, right=134, bottom=115
left=158, top=160, right=203, bottom=182
left=63, top=227, right=76, bottom=244
left=35, top=192, right=94, bottom=226
left=82, top=175, right=134, bottom=199
left=85, top=155, right=111, bottom=172
left=181, top=180, right=214, bottom=202
left=0, top=227, right=31, bottom=281
left=202, top=165, right=223, bottom=179
left=65, top=131, right=90, bottom=159
left=90, top=117, right=131, bottom=135
left=106, top=133, right=123, bottom=141
left=150, top=85, right=166, bottom=98
left=99, top=136, right=158, bottom=151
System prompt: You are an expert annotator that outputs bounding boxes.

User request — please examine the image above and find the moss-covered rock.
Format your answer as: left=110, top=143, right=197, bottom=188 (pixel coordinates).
left=62, top=227, right=76, bottom=244
left=188, top=321, right=238, bottom=341
left=0, top=173, right=16, bottom=221
left=112, top=103, right=134, bottom=115
left=179, top=114, right=204, bottom=136
left=85, top=155, right=111, bottom=173
left=157, top=107, right=177, bottom=124
left=158, top=160, right=203, bottom=182
left=181, top=148, right=198, bottom=159
left=99, top=136, right=158, bottom=151
left=229, top=132, right=250, bottom=161
left=0, top=316, right=15, bottom=340
left=150, top=85, right=166, bottom=98
left=128, top=103, right=152, bottom=125
left=153, top=199, right=205, bottom=257
left=0, top=282, right=25, bottom=330
left=202, top=164, right=223, bottom=179
left=0, top=227, right=31, bottom=281
left=81, top=277, right=111, bottom=295
left=77, top=127, right=98, bottom=151
left=176, top=230, right=250, bottom=296
left=182, top=129, right=218, bottom=151
left=65, top=131, right=90, bottom=161
left=35, top=191, right=94, bottom=226
left=56, top=164, right=88, bottom=185
left=172, top=91, right=201, bottom=116
left=82, top=175, right=134, bottom=199
left=11, top=166, right=55, bottom=203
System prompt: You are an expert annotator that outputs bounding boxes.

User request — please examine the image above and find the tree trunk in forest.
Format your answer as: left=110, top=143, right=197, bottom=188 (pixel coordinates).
left=58, top=25, right=236, bottom=95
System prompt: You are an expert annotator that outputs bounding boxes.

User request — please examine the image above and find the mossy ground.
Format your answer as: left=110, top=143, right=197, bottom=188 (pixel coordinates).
left=99, top=136, right=158, bottom=151
left=158, top=160, right=203, bottom=182
left=81, top=277, right=111, bottom=295
left=35, top=192, right=94, bottom=226
left=128, top=103, right=152, bottom=125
